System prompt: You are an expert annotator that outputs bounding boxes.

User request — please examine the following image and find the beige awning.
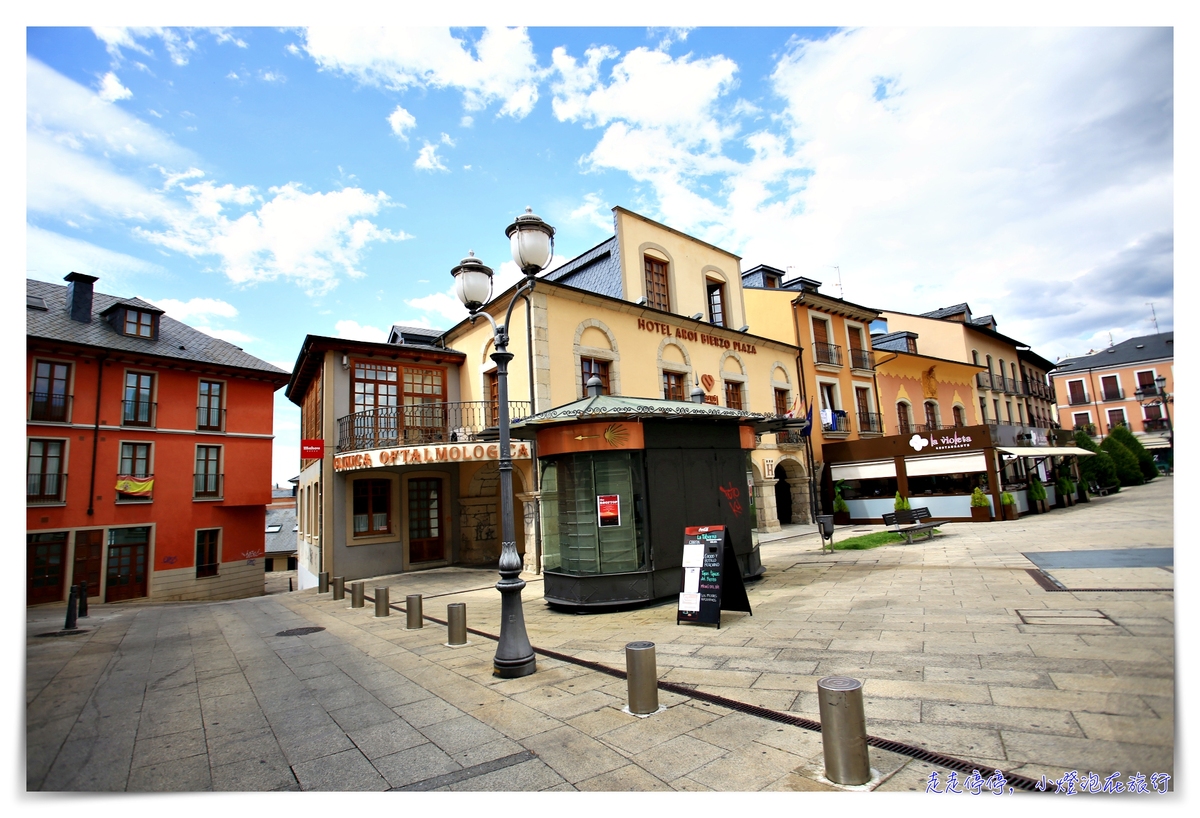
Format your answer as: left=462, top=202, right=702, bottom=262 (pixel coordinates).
left=997, top=446, right=1095, bottom=457
left=905, top=452, right=988, bottom=476
left=830, top=459, right=897, bottom=480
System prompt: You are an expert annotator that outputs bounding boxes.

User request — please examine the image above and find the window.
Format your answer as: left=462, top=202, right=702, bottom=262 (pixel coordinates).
left=1073, top=412, right=1091, bottom=428
left=408, top=478, right=445, bottom=562
left=707, top=280, right=726, bottom=326
left=27, top=439, right=64, bottom=502
left=1107, top=408, right=1126, bottom=431
left=764, top=274, right=779, bottom=289
left=1005, top=401, right=1013, bottom=423
left=486, top=370, right=499, bottom=425
left=819, top=382, right=838, bottom=412
left=924, top=401, right=940, bottom=430
left=985, top=355, right=993, bottom=374
left=194, top=445, right=222, bottom=498
left=993, top=399, right=1000, bottom=422
left=971, top=350, right=980, bottom=366
left=581, top=358, right=610, bottom=395
left=123, top=372, right=155, bottom=426
left=1136, top=370, right=1158, bottom=396
left=897, top=402, right=913, bottom=435
left=266, top=524, right=283, bottom=534
left=663, top=371, right=686, bottom=401
left=198, top=380, right=223, bottom=431
left=402, top=366, right=446, bottom=443
left=979, top=398, right=987, bottom=422
left=124, top=309, right=156, bottom=338
left=118, top=442, right=152, bottom=501
left=812, top=318, right=840, bottom=365
left=724, top=380, right=743, bottom=410
left=644, top=256, right=670, bottom=311
left=196, top=529, right=219, bottom=578
left=31, top=360, right=71, bottom=422
left=953, top=405, right=966, bottom=426
left=353, top=479, right=391, bottom=536
left=774, top=388, right=791, bottom=417
left=1100, top=375, right=1122, bottom=401
left=1067, top=380, right=1087, bottom=405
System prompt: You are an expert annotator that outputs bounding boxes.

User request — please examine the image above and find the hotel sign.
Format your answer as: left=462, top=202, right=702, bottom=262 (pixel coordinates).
left=636, top=318, right=757, bottom=354
left=334, top=441, right=532, bottom=473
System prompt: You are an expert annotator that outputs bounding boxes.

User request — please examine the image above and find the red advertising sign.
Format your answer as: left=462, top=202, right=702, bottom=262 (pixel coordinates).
left=301, top=439, right=325, bottom=459
left=597, top=494, right=621, bottom=528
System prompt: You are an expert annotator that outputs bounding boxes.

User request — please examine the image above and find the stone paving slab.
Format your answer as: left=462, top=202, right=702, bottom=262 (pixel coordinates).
left=25, top=478, right=1175, bottom=793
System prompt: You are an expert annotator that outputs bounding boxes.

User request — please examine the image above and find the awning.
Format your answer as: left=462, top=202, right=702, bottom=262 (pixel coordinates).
left=830, top=459, right=897, bottom=480
left=1142, top=439, right=1172, bottom=449
left=905, top=452, right=988, bottom=476
left=997, top=446, right=1095, bottom=457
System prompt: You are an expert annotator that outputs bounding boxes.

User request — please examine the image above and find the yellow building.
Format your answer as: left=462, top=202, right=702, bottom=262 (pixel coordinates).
left=443, top=207, right=803, bottom=552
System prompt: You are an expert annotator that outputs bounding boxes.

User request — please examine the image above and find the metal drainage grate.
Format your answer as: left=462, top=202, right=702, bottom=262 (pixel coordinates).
left=275, top=626, right=326, bottom=637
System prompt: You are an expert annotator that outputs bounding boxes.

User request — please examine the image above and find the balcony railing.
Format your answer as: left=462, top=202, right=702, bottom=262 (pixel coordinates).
left=857, top=412, right=885, bottom=433
left=822, top=410, right=851, bottom=434
left=776, top=429, right=806, bottom=446
left=812, top=343, right=842, bottom=366
left=1067, top=393, right=1090, bottom=406
left=1135, top=384, right=1163, bottom=399
left=1101, top=387, right=1125, bottom=402
left=197, top=406, right=226, bottom=432
left=1003, top=377, right=1022, bottom=395
left=1108, top=420, right=1128, bottom=432
left=849, top=349, right=876, bottom=370
left=336, top=400, right=533, bottom=453
left=1143, top=418, right=1171, bottom=433
left=27, top=472, right=65, bottom=504
left=976, top=372, right=1000, bottom=390
left=121, top=400, right=157, bottom=427
left=194, top=473, right=224, bottom=499
left=1073, top=422, right=1097, bottom=436
left=29, top=392, right=72, bottom=423
left=914, top=423, right=954, bottom=434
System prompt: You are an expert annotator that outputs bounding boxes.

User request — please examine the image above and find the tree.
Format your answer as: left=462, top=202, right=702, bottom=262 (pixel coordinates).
left=1100, top=435, right=1144, bottom=487
left=1108, top=425, right=1158, bottom=482
left=1074, top=429, right=1120, bottom=493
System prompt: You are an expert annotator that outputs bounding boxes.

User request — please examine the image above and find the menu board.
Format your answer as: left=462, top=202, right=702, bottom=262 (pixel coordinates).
left=677, top=525, right=751, bottom=627
left=597, top=494, right=621, bottom=527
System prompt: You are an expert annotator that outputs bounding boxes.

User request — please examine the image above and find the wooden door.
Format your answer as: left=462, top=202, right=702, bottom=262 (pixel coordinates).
left=106, top=544, right=148, bottom=602
left=73, top=530, right=104, bottom=596
left=27, top=533, right=67, bottom=605
left=408, top=478, right=445, bottom=563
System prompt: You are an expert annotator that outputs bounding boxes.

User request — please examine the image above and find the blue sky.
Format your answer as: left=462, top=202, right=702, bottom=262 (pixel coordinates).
left=24, top=23, right=1176, bottom=486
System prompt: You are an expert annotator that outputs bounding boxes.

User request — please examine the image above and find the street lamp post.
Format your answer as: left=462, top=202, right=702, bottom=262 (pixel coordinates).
left=1135, top=375, right=1174, bottom=468
left=450, top=207, right=555, bottom=678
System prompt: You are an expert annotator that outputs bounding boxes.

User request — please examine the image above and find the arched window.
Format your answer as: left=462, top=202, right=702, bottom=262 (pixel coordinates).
left=953, top=405, right=966, bottom=427
left=897, top=401, right=913, bottom=435
left=644, top=255, right=670, bottom=311
left=924, top=401, right=940, bottom=431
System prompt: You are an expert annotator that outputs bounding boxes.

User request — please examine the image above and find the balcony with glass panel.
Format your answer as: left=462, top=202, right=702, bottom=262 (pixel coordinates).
left=29, top=392, right=72, bottom=423
left=336, top=400, right=532, bottom=453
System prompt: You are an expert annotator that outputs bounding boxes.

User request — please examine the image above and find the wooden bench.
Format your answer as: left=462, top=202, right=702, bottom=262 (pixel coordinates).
left=882, top=507, right=947, bottom=544
left=1087, top=480, right=1115, bottom=497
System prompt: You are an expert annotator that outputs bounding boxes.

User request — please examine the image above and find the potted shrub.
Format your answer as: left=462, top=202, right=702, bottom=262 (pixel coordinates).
left=1028, top=475, right=1048, bottom=513
left=894, top=492, right=911, bottom=511
left=1055, top=477, right=1075, bottom=507
left=970, top=487, right=992, bottom=522
left=1000, top=491, right=1018, bottom=520
left=832, top=481, right=851, bottom=525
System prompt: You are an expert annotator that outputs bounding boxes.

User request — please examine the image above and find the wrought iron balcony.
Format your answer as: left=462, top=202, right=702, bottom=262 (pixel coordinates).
left=857, top=412, right=885, bottom=433
left=1101, top=387, right=1125, bottom=402
left=1143, top=418, right=1171, bottom=433
left=121, top=400, right=157, bottom=427
left=849, top=349, right=876, bottom=370
left=1135, top=384, right=1163, bottom=399
left=29, top=392, right=72, bottom=423
left=1003, top=377, right=1022, bottom=395
left=976, top=372, right=999, bottom=390
left=1067, top=393, right=1091, bottom=406
left=914, top=423, right=954, bottom=434
left=822, top=410, right=851, bottom=434
left=336, top=401, right=532, bottom=453
left=812, top=342, right=842, bottom=366
left=27, top=472, right=65, bottom=504
left=197, top=406, right=225, bottom=432
left=775, top=429, right=806, bottom=446
left=194, top=473, right=224, bottom=499
left=1074, top=422, right=1097, bottom=436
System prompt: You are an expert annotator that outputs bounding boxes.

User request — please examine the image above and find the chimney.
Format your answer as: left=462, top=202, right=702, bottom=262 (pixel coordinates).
left=64, top=272, right=99, bottom=323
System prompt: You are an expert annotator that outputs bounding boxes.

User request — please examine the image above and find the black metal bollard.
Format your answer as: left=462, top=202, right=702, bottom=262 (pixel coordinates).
left=64, top=585, right=78, bottom=631
left=318, top=572, right=330, bottom=593
left=350, top=582, right=365, bottom=608
left=447, top=603, right=467, bottom=645
left=331, top=576, right=345, bottom=601
left=77, top=581, right=89, bottom=618
left=374, top=587, right=390, bottom=617
left=406, top=595, right=423, bottom=629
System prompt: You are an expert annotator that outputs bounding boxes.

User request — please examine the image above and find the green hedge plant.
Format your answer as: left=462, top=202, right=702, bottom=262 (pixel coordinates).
left=970, top=487, right=990, bottom=507
left=894, top=492, right=911, bottom=510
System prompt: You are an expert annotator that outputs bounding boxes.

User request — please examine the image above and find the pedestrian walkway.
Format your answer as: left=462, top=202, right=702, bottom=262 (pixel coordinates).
left=26, top=479, right=1174, bottom=792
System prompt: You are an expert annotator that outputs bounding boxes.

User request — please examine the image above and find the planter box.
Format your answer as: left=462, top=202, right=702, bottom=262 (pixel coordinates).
left=833, top=511, right=851, bottom=525
left=970, top=506, right=992, bottom=522
left=1002, top=504, right=1018, bottom=520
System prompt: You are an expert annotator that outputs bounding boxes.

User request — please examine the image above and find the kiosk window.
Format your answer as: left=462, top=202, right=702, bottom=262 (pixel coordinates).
left=540, top=452, right=645, bottom=576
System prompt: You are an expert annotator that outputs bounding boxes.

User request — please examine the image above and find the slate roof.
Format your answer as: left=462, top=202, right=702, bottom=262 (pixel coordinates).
left=1052, top=332, right=1174, bottom=374
left=27, top=278, right=290, bottom=380
left=870, top=330, right=917, bottom=352
left=387, top=324, right=445, bottom=347
left=265, top=507, right=298, bottom=555
left=921, top=302, right=974, bottom=321
left=542, top=237, right=623, bottom=299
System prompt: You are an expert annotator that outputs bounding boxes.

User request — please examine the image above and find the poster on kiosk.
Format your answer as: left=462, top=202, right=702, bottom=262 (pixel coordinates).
left=677, top=525, right=752, bottom=628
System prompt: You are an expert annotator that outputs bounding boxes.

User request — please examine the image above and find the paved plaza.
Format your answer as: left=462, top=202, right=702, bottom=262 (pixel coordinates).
left=26, top=478, right=1175, bottom=793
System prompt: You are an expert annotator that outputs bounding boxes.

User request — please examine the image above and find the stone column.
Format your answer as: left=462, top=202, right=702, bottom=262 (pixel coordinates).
left=754, top=476, right=782, bottom=532
left=788, top=476, right=812, bottom=524
left=517, top=491, right=540, bottom=573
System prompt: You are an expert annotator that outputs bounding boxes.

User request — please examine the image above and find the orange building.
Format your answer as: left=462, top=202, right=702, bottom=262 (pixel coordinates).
left=1051, top=332, right=1174, bottom=452
left=26, top=274, right=289, bottom=605
left=741, top=266, right=884, bottom=521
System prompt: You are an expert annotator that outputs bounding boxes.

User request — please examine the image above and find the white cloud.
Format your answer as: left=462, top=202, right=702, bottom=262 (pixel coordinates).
left=302, top=27, right=542, bottom=118
left=97, top=72, right=132, bottom=102
left=334, top=319, right=389, bottom=342
left=414, top=141, right=447, bottom=172
left=151, top=297, right=239, bottom=321
left=92, top=27, right=197, bottom=66
left=387, top=105, right=416, bottom=141
left=405, top=291, right=467, bottom=323
left=260, top=70, right=286, bottom=83
left=569, top=193, right=613, bottom=232
left=26, top=224, right=164, bottom=289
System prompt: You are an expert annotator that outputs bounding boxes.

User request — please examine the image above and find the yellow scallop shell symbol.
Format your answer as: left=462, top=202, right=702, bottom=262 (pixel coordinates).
left=603, top=423, right=629, bottom=448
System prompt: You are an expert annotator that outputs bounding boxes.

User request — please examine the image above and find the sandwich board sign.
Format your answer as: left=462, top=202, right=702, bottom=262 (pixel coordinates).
left=677, top=525, right=752, bottom=628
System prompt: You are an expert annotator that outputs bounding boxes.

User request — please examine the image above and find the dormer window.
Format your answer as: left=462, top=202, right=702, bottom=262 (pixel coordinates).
left=125, top=309, right=156, bottom=338
left=764, top=274, right=779, bottom=289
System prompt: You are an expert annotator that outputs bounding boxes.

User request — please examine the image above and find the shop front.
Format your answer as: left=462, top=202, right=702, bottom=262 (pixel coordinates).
left=514, top=395, right=768, bottom=608
left=824, top=425, right=1092, bottom=522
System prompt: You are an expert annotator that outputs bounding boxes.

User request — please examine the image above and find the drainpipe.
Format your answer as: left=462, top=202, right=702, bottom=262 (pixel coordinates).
left=791, top=296, right=818, bottom=522
left=86, top=354, right=107, bottom=516
left=521, top=292, right=541, bottom=574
